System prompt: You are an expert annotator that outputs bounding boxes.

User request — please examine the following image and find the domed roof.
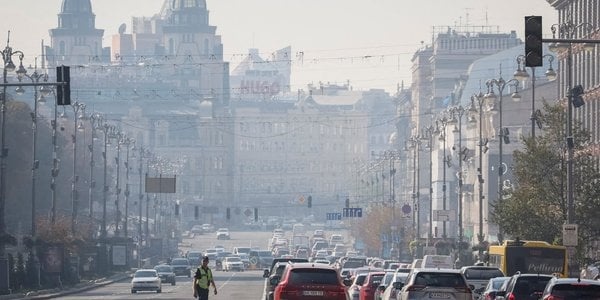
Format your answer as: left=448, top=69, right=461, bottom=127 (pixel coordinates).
left=169, top=0, right=206, bottom=10
left=61, top=0, right=92, bottom=13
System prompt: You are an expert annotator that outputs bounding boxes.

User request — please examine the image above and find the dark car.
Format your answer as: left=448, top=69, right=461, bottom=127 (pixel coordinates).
left=359, top=271, right=385, bottom=300
left=540, top=277, right=600, bottom=299
left=154, top=264, right=176, bottom=286
left=272, top=262, right=347, bottom=300
left=478, top=276, right=509, bottom=300
left=170, top=258, right=191, bottom=277
left=496, top=273, right=553, bottom=300
left=249, top=250, right=275, bottom=269
left=263, top=262, right=289, bottom=300
left=266, top=258, right=309, bottom=274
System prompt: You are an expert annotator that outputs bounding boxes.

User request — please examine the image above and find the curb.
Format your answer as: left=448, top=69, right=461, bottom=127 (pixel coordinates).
left=0, top=272, right=132, bottom=300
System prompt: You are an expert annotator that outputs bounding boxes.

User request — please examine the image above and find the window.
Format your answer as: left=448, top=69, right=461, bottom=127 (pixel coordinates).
left=289, top=269, right=339, bottom=285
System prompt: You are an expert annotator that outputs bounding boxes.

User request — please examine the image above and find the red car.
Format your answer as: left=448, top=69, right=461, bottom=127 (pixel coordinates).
left=359, top=271, right=385, bottom=300
left=273, top=262, right=347, bottom=300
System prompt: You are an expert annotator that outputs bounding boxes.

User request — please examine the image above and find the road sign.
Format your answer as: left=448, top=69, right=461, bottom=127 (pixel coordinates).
left=244, top=208, right=252, bottom=217
left=343, top=207, right=363, bottom=218
left=562, top=224, right=578, bottom=247
left=402, top=204, right=411, bottom=214
left=326, top=212, right=342, bottom=221
left=433, top=209, right=456, bottom=222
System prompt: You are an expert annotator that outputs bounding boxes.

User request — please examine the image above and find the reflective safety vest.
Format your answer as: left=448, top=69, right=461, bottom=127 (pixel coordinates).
left=195, top=267, right=213, bottom=289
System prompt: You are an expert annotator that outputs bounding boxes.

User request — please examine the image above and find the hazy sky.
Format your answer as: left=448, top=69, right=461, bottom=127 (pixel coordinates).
left=1, top=0, right=557, bottom=94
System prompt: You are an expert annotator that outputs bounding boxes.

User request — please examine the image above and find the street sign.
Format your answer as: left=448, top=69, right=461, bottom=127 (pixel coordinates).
left=433, top=209, right=456, bottom=222
left=562, top=224, right=578, bottom=247
left=343, top=207, right=363, bottom=218
left=326, top=212, right=342, bottom=221
left=244, top=208, right=252, bottom=217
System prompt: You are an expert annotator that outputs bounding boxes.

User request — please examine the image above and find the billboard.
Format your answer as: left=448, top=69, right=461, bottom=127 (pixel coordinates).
left=145, top=176, right=176, bottom=193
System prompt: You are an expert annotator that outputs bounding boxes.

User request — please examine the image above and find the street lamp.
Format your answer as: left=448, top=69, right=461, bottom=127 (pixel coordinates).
left=122, top=137, right=134, bottom=238
left=484, top=75, right=520, bottom=213
left=448, top=105, right=467, bottom=255
left=406, top=135, right=421, bottom=241
left=421, top=124, right=435, bottom=245
left=514, top=54, right=557, bottom=137
left=0, top=31, right=24, bottom=259
left=14, top=59, right=51, bottom=238
left=436, top=115, right=451, bottom=239
left=88, top=113, right=102, bottom=220
left=468, top=92, right=489, bottom=247
left=549, top=21, right=595, bottom=226
left=70, top=101, right=86, bottom=235
left=99, top=122, right=114, bottom=239
left=112, top=130, right=125, bottom=237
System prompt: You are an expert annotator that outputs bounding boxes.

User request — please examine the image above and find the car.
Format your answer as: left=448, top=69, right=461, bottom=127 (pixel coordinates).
left=233, top=246, right=252, bottom=255
left=329, top=234, right=344, bottom=245
left=396, top=268, right=473, bottom=300
left=186, top=250, right=203, bottom=267
left=170, top=257, right=192, bottom=277
left=380, top=270, right=409, bottom=300
left=131, top=269, right=162, bottom=293
left=191, top=224, right=203, bottom=234
left=263, top=262, right=289, bottom=300
left=266, top=258, right=309, bottom=275
left=272, top=262, right=347, bottom=300
left=459, top=266, right=504, bottom=299
left=347, top=273, right=368, bottom=300
left=540, top=277, right=600, bottom=299
left=201, top=223, right=215, bottom=232
left=216, top=228, right=230, bottom=240
left=478, top=276, right=510, bottom=300
left=223, top=256, right=245, bottom=272
left=374, top=271, right=394, bottom=300
left=249, top=250, right=274, bottom=269
left=154, top=264, right=176, bottom=286
left=495, top=272, right=553, bottom=300
left=359, top=271, right=385, bottom=300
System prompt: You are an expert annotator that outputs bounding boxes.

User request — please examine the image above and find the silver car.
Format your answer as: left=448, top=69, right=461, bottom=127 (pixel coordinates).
left=397, top=268, right=473, bottom=300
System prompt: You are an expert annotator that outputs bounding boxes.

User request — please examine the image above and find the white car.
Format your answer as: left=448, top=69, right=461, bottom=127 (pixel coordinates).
left=216, top=228, right=230, bottom=240
left=131, top=269, right=162, bottom=293
left=223, top=256, right=245, bottom=272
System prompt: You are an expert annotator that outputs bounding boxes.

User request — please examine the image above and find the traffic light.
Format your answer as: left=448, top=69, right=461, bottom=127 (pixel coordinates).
left=56, top=65, right=71, bottom=105
left=524, top=16, right=543, bottom=67
left=307, top=196, right=312, bottom=208
left=345, top=198, right=350, bottom=208
left=571, top=85, right=585, bottom=108
left=194, top=206, right=199, bottom=220
left=226, top=207, right=231, bottom=220
left=254, top=208, right=258, bottom=222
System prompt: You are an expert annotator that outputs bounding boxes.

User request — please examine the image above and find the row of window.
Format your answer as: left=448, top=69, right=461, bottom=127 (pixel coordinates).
left=238, top=139, right=366, bottom=154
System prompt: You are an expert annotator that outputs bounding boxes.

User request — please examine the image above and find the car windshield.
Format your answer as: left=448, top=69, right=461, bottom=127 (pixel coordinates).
left=135, top=271, right=157, bottom=278
left=155, top=265, right=173, bottom=272
left=413, top=272, right=467, bottom=288
left=343, top=260, right=364, bottom=268
left=551, top=283, right=600, bottom=297
left=464, top=268, right=505, bottom=280
left=236, top=247, right=251, bottom=254
left=188, top=252, right=202, bottom=258
left=354, top=274, right=367, bottom=285
left=513, top=277, right=552, bottom=296
left=258, top=251, right=273, bottom=257
left=289, top=268, right=339, bottom=285
left=171, top=259, right=189, bottom=265
left=227, top=257, right=241, bottom=262
left=491, top=277, right=509, bottom=289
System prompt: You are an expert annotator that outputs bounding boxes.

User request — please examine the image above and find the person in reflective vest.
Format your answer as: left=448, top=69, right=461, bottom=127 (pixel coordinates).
left=192, top=256, right=217, bottom=299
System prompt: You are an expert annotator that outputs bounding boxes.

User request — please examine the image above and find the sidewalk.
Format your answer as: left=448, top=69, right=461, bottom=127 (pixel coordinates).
left=0, top=271, right=132, bottom=300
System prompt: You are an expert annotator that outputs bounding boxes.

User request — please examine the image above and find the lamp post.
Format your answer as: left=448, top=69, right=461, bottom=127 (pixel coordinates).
left=88, top=113, right=102, bottom=220
left=0, top=32, right=24, bottom=259
left=549, top=21, right=595, bottom=226
left=122, top=137, right=134, bottom=238
left=448, top=106, right=466, bottom=249
left=422, top=124, right=435, bottom=245
left=468, top=92, right=488, bottom=247
left=514, top=54, right=557, bottom=137
left=14, top=59, right=51, bottom=238
left=436, top=116, right=450, bottom=238
left=407, top=136, right=421, bottom=240
left=113, top=131, right=124, bottom=237
left=70, top=101, right=86, bottom=235
left=484, top=76, right=520, bottom=205
left=99, top=122, right=113, bottom=239
left=137, top=146, right=151, bottom=245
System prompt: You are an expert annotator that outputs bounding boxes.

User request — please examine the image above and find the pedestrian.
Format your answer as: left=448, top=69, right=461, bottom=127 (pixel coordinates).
left=192, top=256, right=217, bottom=299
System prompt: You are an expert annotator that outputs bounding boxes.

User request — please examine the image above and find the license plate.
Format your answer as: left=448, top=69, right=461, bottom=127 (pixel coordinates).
left=303, top=290, right=324, bottom=296
left=430, top=292, right=451, bottom=298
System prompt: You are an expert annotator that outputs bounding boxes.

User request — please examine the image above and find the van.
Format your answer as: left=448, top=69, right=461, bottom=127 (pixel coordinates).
left=421, top=255, right=453, bottom=269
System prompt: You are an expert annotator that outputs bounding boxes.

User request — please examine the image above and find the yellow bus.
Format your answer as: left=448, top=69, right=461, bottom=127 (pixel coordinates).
left=487, top=240, right=568, bottom=278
